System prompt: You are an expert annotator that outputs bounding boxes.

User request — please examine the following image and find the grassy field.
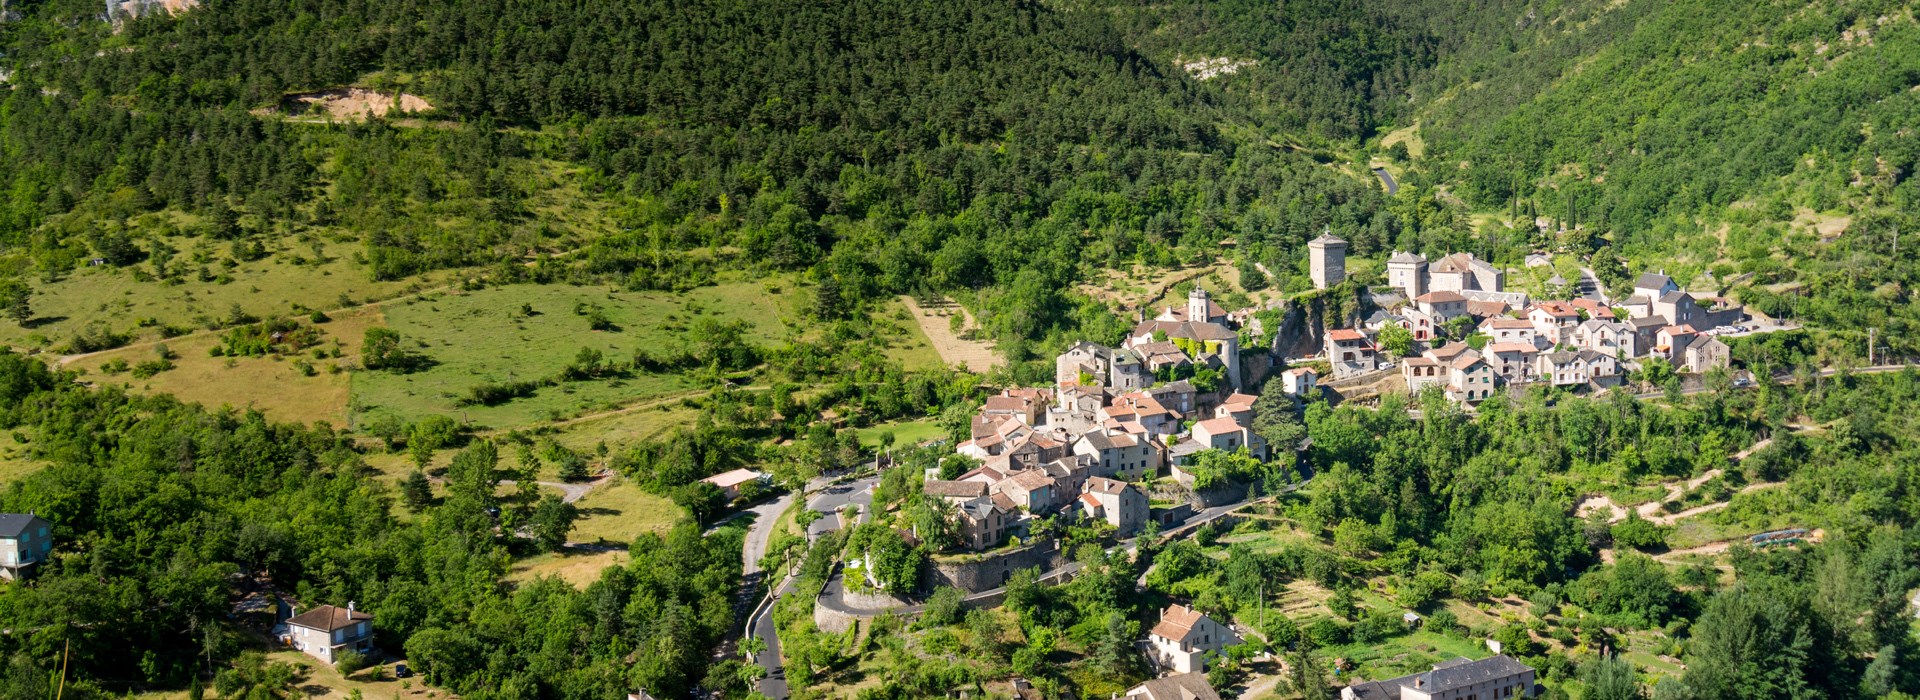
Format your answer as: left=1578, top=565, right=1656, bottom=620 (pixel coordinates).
left=507, top=549, right=628, bottom=589
left=262, top=650, right=427, bottom=700
left=872, top=299, right=944, bottom=371
left=537, top=396, right=705, bottom=455
left=568, top=477, right=684, bottom=545
left=854, top=419, right=945, bottom=449
left=0, top=432, right=43, bottom=484
left=2, top=247, right=434, bottom=351
left=68, top=307, right=385, bottom=426
left=349, top=278, right=797, bottom=431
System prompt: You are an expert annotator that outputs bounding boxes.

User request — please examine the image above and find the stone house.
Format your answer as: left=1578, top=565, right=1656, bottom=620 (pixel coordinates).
left=1527, top=302, right=1581, bottom=345
left=1213, top=392, right=1258, bottom=425
left=1078, top=476, right=1149, bottom=535
left=0, top=513, right=52, bottom=580
left=1679, top=335, right=1731, bottom=374
left=1325, top=329, right=1378, bottom=379
left=1387, top=251, right=1429, bottom=299
left=1634, top=271, right=1680, bottom=302
left=1536, top=351, right=1591, bottom=386
left=1073, top=430, right=1163, bottom=481
left=1101, top=392, right=1182, bottom=437
left=1652, top=291, right=1705, bottom=328
left=1280, top=367, right=1318, bottom=396
left=994, top=469, right=1060, bottom=513
left=1484, top=343, right=1538, bottom=383
left=952, top=496, right=1011, bottom=550
left=1148, top=604, right=1239, bottom=674
left=1190, top=417, right=1266, bottom=460
left=1479, top=318, right=1543, bottom=349
left=1402, top=356, right=1448, bottom=394
left=1429, top=253, right=1504, bottom=293
left=1340, top=655, right=1535, bottom=700
left=1415, top=291, right=1470, bottom=322
left=286, top=603, right=374, bottom=664
left=1572, top=319, right=1637, bottom=358
left=1446, top=353, right=1498, bottom=402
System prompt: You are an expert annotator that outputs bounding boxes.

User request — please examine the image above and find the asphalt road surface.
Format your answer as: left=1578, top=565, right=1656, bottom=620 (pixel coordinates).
left=748, top=475, right=876, bottom=699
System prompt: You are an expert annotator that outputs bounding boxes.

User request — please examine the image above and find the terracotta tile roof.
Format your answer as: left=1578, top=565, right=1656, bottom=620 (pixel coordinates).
left=1531, top=301, right=1579, bottom=317
left=1149, top=604, right=1206, bottom=641
left=1481, top=318, right=1534, bottom=330
left=1192, top=417, right=1244, bottom=437
left=1085, top=476, right=1128, bottom=495
left=287, top=604, right=371, bottom=632
left=1327, top=329, right=1367, bottom=342
left=1416, top=291, right=1466, bottom=303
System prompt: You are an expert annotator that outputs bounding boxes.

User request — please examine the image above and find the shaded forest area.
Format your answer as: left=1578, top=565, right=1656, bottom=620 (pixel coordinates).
left=0, top=0, right=1417, bottom=360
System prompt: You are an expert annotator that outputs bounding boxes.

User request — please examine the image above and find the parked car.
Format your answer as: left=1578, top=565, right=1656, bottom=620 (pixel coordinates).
left=394, top=663, right=412, bottom=678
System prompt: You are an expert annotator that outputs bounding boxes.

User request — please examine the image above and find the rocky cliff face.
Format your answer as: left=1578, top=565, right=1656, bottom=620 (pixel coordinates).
left=1267, top=285, right=1374, bottom=361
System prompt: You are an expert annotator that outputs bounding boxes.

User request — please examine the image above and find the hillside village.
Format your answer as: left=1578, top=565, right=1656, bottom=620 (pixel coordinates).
left=1309, top=233, right=1749, bottom=404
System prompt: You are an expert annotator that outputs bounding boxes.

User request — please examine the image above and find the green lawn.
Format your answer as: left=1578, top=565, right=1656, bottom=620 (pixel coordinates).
left=855, top=419, right=946, bottom=449
left=348, top=277, right=796, bottom=431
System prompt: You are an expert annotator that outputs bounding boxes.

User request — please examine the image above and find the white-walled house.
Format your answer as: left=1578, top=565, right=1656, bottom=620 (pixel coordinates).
left=286, top=604, right=374, bottom=664
left=1148, top=604, right=1239, bottom=673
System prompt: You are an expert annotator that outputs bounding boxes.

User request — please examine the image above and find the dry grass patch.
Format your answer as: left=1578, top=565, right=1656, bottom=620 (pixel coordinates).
left=69, top=308, right=384, bottom=426
left=508, top=549, right=629, bottom=589
left=568, top=477, right=684, bottom=546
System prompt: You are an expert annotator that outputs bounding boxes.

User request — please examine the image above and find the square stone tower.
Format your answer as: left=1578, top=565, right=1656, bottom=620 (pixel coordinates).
left=1308, top=230, right=1347, bottom=290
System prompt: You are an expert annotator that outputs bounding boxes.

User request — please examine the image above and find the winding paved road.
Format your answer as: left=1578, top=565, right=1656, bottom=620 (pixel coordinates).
left=745, top=475, right=877, bottom=700
left=1373, top=167, right=1399, bottom=195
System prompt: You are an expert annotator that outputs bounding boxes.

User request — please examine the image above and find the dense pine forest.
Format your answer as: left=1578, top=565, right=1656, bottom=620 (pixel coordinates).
left=2, top=0, right=1920, bottom=698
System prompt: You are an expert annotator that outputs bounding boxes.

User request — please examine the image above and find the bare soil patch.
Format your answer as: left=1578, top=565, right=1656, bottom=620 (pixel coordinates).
left=260, top=88, right=435, bottom=121
left=899, top=295, right=1000, bottom=373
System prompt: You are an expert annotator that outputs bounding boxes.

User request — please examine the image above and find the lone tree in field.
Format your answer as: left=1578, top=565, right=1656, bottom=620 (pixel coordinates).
left=0, top=279, right=30, bottom=326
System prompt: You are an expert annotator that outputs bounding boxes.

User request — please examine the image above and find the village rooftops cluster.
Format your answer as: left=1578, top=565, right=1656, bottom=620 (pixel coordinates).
left=1326, top=264, right=1740, bottom=402
left=939, top=288, right=1272, bottom=552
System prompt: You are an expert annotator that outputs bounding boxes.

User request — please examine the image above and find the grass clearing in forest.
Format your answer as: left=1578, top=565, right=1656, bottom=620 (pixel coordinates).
left=67, top=307, right=385, bottom=426
left=4, top=248, right=430, bottom=351
left=349, top=278, right=796, bottom=431
left=508, top=549, right=629, bottom=589
left=898, top=295, right=998, bottom=373
left=260, top=651, right=427, bottom=700
left=567, top=477, right=683, bottom=545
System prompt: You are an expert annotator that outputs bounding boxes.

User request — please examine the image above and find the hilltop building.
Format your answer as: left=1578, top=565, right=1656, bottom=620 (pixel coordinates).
left=1309, top=231, right=1348, bottom=290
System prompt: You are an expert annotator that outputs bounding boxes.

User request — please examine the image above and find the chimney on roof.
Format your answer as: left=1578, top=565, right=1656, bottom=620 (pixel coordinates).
left=347, top=601, right=355, bottom=614
left=1414, top=676, right=1425, bottom=688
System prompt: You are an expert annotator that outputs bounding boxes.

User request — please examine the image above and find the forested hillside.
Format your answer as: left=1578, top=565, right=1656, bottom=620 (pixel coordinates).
left=0, top=0, right=1415, bottom=363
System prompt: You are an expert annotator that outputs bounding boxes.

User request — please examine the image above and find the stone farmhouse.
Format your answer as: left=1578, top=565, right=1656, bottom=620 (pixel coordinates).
left=1341, top=655, right=1536, bottom=700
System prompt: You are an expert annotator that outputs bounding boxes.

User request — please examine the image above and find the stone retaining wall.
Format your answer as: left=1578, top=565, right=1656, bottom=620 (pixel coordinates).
left=927, top=540, right=1066, bottom=593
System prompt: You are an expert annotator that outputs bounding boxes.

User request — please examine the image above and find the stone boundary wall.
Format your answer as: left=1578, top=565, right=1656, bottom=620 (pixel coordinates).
left=927, top=540, right=1066, bottom=593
